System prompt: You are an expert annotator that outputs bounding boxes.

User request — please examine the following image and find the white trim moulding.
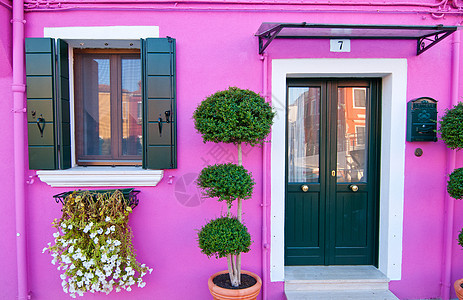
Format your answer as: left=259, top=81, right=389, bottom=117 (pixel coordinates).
left=37, top=167, right=164, bottom=187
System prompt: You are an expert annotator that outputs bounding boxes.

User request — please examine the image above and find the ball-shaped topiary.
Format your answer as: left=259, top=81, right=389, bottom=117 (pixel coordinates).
left=439, top=102, right=463, bottom=150
left=198, top=217, right=251, bottom=259
left=448, top=167, right=463, bottom=200
left=193, top=87, right=275, bottom=146
left=197, top=163, right=255, bottom=205
left=458, top=227, right=463, bottom=248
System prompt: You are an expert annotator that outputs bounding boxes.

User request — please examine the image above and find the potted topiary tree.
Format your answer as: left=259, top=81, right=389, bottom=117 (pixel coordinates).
left=439, top=102, right=463, bottom=300
left=193, top=87, right=275, bottom=299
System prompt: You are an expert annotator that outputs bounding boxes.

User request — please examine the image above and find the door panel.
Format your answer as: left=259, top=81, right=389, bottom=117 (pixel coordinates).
left=285, top=79, right=380, bottom=266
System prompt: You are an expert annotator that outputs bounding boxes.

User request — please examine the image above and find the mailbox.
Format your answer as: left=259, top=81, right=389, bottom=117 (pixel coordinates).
left=407, top=97, right=438, bottom=142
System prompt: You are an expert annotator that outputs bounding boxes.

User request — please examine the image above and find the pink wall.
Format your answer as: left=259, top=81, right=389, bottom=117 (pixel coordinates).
left=1, top=3, right=462, bottom=299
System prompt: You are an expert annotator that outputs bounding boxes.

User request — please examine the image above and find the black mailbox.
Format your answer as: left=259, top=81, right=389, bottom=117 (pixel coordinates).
left=407, top=97, right=438, bottom=142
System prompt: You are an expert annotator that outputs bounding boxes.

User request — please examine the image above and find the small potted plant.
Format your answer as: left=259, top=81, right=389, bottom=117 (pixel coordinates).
left=42, top=189, right=152, bottom=298
left=439, top=102, right=463, bottom=299
left=193, top=87, right=274, bottom=299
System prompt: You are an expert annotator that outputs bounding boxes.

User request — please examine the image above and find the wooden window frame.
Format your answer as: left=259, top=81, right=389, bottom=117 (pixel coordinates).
left=74, top=49, right=142, bottom=166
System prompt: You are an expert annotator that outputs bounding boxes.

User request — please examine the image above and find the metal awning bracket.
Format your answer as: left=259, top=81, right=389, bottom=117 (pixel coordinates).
left=417, top=29, right=456, bottom=55
left=259, top=24, right=283, bottom=54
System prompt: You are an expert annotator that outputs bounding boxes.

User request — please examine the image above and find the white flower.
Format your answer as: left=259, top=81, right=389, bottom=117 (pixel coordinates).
left=97, top=228, right=103, bottom=235
left=126, top=286, right=132, bottom=292
left=60, top=274, right=67, bottom=280
left=42, top=247, right=48, bottom=253
left=110, top=225, right=115, bottom=232
left=53, top=232, right=60, bottom=238
left=138, top=281, right=146, bottom=288
left=70, top=264, right=75, bottom=270
left=105, top=216, right=111, bottom=222
left=68, top=245, right=74, bottom=253
left=93, top=237, right=98, bottom=244
left=76, top=270, right=83, bottom=277
left=67, top=224, right=73, bottom=230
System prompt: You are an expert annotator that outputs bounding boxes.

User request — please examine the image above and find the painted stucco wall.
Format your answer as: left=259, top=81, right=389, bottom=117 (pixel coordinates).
left=1, top=2, right=463, bottom=299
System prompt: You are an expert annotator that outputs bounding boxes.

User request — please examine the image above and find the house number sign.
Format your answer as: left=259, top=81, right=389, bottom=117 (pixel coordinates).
left=330, top=39, right=351, bottom=52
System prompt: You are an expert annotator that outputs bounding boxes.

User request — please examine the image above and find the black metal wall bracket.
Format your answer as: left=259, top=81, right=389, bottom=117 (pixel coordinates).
left=417, top=29, right=456, bottom=55
left=53, top=188, right=140, bottom=209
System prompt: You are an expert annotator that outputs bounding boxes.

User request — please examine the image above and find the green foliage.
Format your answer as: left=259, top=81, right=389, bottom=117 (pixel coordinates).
left=193, top=87, right=275, bottom=146
left=448, top=168, right=463, bottom=200
left=43, top=190, right=152, bottom=297
left=458, top=227, right=463, bottom=248
left=198, top=217, right=251, bottom=259
left=197, top=163, right=254, bottom=205
left=439, top=102, right=463, bottom=150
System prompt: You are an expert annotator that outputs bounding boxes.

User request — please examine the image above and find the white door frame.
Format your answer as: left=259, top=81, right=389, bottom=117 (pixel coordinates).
left=270, top=58, right=407, bottom=281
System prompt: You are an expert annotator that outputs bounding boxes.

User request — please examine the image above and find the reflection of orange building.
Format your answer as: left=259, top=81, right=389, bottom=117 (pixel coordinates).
left=97, top=83, right=142, bottom=150
left=338, top=87, right=366, bottom=151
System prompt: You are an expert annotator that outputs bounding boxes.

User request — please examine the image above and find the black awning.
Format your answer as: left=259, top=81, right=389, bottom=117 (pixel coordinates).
left=256, top=23, right=458, bottom=55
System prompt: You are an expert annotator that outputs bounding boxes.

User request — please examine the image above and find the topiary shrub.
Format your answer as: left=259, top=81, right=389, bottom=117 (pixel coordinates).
left=197, top=163, right=255, bottom=206
left=448, top=168, right=463, bottom=200
left=439, top=102, right=463, bottom=150
left=198, top=216, right=251, bottom=259
left=193, top=87, right=275, bottom=146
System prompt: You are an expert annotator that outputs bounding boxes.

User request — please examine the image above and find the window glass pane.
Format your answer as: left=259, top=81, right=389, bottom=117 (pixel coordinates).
left=337, top=87, right=368, bottom=183
left=81, top=57, right=111, bottom=156
left=121, top=58, right=142, bottom=156
left=288, top=87, right=320, bottom=183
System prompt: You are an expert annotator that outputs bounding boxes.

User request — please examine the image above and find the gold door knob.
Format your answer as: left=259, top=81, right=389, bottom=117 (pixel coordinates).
left=349, top=184, right=359, bottom=192
left=301, top=185, right=309, bottom=192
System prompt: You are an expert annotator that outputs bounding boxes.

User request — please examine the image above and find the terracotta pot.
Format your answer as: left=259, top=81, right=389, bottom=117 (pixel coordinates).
left=207, top=270, right=262, bottom=300
left=455, top=278, right=463, bottom=300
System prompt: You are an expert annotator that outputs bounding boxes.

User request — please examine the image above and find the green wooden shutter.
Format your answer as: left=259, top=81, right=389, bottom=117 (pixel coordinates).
left=25, top=38, right=71, bottom=170
left=57, top=39, right=71, bottom=169
left=141, top=37, right=177, bottom=169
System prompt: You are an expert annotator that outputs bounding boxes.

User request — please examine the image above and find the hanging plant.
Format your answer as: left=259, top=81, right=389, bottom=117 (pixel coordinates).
left=42, top=190, right=152, bottom=298
left=438, top=102, right=463, bottom=150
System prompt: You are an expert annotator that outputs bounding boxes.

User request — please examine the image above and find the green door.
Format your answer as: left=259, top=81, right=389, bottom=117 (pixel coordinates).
left=285, top=79, right=381, bottom=266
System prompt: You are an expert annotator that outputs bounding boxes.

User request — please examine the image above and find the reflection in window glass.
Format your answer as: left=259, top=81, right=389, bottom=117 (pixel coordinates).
left=121, top=58, right=142, bottom=156
left=337, top=87, right=368, bottom=183
left=288, top=87, right=320, bottom=183
left=81, top=57, right=111, bottom=156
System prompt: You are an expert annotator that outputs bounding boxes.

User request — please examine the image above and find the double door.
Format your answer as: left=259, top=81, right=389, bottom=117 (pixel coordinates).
left=285, top=79, right=381, bottom=266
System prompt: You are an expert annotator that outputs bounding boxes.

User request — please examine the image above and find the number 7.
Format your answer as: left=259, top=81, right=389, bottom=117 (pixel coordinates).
left=338, top=41, right=343, bottom=50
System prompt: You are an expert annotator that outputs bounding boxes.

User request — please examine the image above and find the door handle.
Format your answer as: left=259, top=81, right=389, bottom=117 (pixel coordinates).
left=301, top=185, right=309, bottom=192
left=349, top=184, right=359, bottom=192
left=331, top=170, right=336, bottom=177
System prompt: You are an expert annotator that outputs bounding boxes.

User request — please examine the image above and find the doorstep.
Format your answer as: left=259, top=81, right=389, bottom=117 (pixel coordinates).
left=284, top=266, right=399, bottom=300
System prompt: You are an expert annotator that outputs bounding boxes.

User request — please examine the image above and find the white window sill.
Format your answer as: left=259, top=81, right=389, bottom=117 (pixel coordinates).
left=36, top=166, right=164, bottom=187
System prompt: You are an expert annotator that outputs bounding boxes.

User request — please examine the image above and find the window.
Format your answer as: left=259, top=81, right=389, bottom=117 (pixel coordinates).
left=74, top=50, right=142, bottom=166
left=353, top=88, right=366, bottom=108
left=25, top=37, right=177, bottom=171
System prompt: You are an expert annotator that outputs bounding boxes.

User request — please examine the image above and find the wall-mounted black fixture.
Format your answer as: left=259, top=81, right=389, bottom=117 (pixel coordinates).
left=407, top=97, right=438, bottom=142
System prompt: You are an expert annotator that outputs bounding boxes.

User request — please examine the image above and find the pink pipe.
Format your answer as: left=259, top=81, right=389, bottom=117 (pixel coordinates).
left=261, top=53, right=269, bottom=300
left=23, top=0, right=449, bottom=7
left=22, top=5, right=463, bottom=16
left=12, top=0, right=28, bottom=299
left=441, top=26, right=460, bottom=300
